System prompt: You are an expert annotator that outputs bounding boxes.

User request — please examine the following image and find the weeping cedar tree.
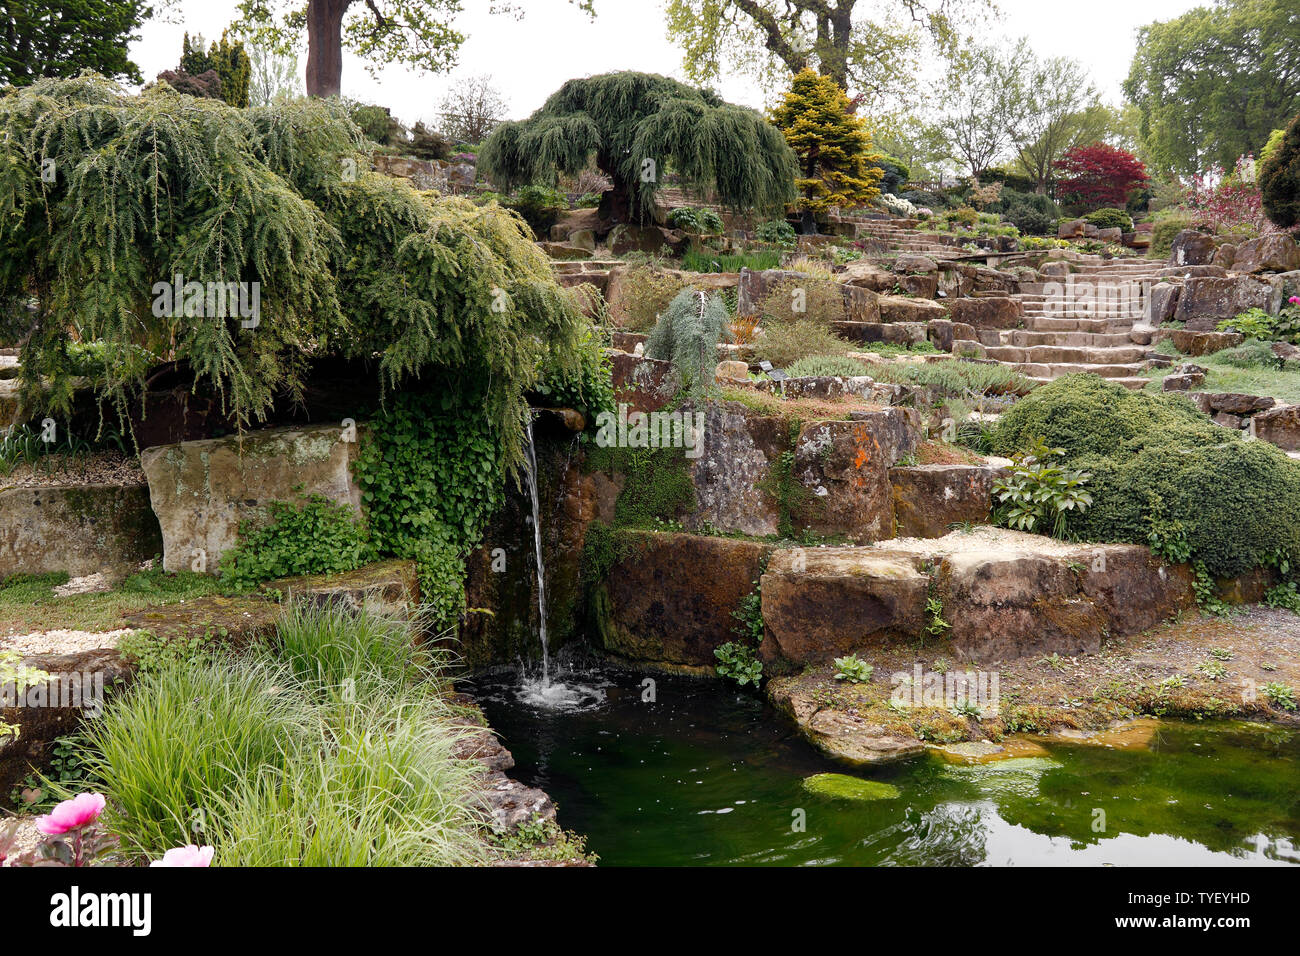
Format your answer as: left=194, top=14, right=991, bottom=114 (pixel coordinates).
left=479, top=72, right=798, bottom=224
left=646, top=288, right=732, bottom=393
left=1259, top=112, right=1300, bottom=229
left=0, top=74, right=586, bottom=477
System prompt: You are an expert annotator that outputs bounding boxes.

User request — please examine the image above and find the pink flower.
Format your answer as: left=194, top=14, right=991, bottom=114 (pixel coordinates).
left=34, top=793, right=106, bottom=835
left=150, top=845, right=214, bottom=868
left=1290, top=296, right=1300, bottom=305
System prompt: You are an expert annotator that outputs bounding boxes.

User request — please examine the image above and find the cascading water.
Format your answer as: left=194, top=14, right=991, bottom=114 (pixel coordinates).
left=518, top=416, right=605, bottom=711
left=522, top=418, right=551, bottom=684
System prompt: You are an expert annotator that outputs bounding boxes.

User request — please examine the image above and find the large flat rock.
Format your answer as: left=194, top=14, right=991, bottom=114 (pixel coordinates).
left=0, top=483, right=161, bottom=579
left=140, top=424, right=361, bottom=573
left=594, top=530, right=773, bottom=668
left=759, top=531, right=1198, bottom=667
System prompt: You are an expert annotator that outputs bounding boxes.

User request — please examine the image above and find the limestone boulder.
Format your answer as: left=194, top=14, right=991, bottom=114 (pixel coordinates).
left=1173, top=276, right=1276, bottom=330
left=937, top=551, right=1106, bottom=661
left=895, top=273, right=940, bottom=299
left=788, top=410, right=920, bottom=543
left=140, top=424, right=361, bottom=574
left=1059, top=219, right=1087, bottom=239
left=684, top=401, right=788, bottom=537
left=889, top=465, right=1002, bottom=538
left=1232, top=235, right=1300, bottom=274
left=1251, top=405, right=1300, bottom=451
left=947, top=296, right=1023, bottom=330
left=1069, top=545, right=1195, bottom=636
left=839, top=259, right=896, bottom=293
left=760, top=548, right=928, bottom=665
left=1147, top=282, right=1181, bottom=325
left=1167, top=329, right=1243, bottom=355
left=895, top=254, right=938, bottom=274
left=0, top=483, right=162, bottom=579
left=1169, top=229, right=1217, bottom=267
left=878, top=295, right=947, bottom=324
left=595, top=531, right=774, bottom=667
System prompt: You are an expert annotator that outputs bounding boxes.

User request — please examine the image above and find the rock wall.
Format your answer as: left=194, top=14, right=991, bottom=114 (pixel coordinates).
left=0, top=484, right=161, bottom=579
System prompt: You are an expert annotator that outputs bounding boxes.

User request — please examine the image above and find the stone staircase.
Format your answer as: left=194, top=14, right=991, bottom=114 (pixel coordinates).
left=980, top=258, right=1170, bottom=389
left=852, top=220, right=1171, bottom=389
left=850, top=220, right=966, bottom=262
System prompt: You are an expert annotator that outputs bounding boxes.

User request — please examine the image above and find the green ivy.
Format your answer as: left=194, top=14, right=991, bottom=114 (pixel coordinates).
left=220, top=494, right=373, bottom=591
left=353, top=386, right=507, bottom=630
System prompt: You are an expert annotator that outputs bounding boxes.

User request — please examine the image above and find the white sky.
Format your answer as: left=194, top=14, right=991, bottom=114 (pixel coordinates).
left=129, top=0, right=1204, bottom=126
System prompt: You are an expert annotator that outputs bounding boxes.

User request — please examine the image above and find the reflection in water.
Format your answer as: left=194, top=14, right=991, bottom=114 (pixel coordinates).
left=471, top=668, right=1300, bottom=867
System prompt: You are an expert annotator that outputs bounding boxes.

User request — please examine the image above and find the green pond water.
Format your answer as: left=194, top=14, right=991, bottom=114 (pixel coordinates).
left=473, top=669, right=1300, bottom=866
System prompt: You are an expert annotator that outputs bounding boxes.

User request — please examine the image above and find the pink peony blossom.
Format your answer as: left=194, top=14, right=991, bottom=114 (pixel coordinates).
left=150, top=845, right=214, bottom=868
left=34, top=793, right=106, bottom=835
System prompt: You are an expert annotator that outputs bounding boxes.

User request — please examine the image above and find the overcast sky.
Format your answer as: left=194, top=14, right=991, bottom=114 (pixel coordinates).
left=130, top=0, right=1204, bottom=125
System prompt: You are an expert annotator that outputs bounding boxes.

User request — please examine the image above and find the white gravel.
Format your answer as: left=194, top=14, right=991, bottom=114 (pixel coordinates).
left=0, top=628, right=135, bottom=658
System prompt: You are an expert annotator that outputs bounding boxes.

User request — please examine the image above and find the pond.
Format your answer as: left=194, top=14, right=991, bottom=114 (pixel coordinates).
left=472, top=668, right=1300, bottom=867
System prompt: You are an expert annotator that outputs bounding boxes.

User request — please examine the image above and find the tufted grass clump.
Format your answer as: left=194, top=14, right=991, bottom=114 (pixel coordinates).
left=210, top=693, right=484, bottom=867
left=81, top=604, right=486, bottom=865
left=994, top=374, right=1300, bottom=577
left=80, top=656, right=316, bottom=858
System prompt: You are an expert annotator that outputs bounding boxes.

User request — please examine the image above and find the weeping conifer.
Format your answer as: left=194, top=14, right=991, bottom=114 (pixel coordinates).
left=479, top=71, right=797, bottom=223
left=646, top=288, right=731, bottom=393
left=0, top=74, right=584, bottom=473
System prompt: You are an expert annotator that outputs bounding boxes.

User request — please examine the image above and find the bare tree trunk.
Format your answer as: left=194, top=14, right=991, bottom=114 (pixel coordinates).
left=306, top=0, right=351, bottom=98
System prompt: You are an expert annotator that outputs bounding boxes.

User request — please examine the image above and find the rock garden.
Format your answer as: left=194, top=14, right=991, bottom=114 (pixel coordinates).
left=2, top=0, right=1300, bottom=871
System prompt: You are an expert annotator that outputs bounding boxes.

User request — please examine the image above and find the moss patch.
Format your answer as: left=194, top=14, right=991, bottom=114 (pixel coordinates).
left=801, top=773, right=900, bottom=801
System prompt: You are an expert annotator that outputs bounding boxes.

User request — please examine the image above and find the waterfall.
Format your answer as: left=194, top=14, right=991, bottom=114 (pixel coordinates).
left=516, top=416, right=606, bottom=712
left=522, top=417, right=550, bottom=685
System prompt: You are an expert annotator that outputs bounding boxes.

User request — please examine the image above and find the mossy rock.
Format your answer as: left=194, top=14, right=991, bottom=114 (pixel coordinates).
left=801, top=773, right=900, bottom=801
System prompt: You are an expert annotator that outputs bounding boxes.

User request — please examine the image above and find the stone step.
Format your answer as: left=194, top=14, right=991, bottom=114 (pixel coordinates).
left=1011, top=361, right=1149, bottom=379
left=999, top=329, right=1146, bottom=348
left=1024, top=375, right=1150, bottom=390
left=986, top=345, right=1151, bottom=365
left=1024, top=316, right=1140, bottom=334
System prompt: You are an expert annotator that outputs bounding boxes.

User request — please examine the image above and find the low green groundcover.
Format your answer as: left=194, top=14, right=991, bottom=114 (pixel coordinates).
left=993, top=375, right=1300, bottom=578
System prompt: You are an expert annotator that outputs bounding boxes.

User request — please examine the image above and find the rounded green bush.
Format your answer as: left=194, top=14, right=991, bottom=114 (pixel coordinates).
left=1260, top=112, right=1300, bottom=229
left=993, top=375, right=1300, bottom=577
left=1083, top=207, right=1134, bottom=231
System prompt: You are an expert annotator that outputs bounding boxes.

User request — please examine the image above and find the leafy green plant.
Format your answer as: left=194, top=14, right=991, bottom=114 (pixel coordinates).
left=1263, top=682, right=1297, bottom=711
left=353, top=387, right=511, bottom=629
left=1265, top=581, right=1300, bottom=613
left=220, top=494, right=372, bottom=590
left=1196, top=659, right=1227, bottom=680
left=732, top=577, right=765, bottom=645
left=714, top=641, right=762, bottom=686
left=925, top=595, right=951, bottom=638
left=668, top=206, right=724, bottom=234
left=1083, top=207, right=1134, bottom=231
left=755, top=219, right=797, bottom=246
left=832, top=654, right=873, bottom=683
left=1192, top=562, right=1231, bottom=616
left=992, top=438, right=1092, bottom=538
left=11, top=735, right=103, bottom=813
left=117, top=629, right=225, bottom=675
